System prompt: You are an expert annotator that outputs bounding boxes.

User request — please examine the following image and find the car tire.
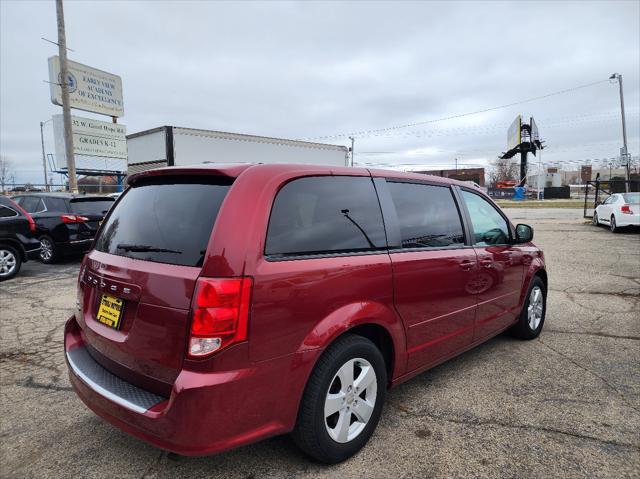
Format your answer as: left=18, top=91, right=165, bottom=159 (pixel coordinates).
left=39, top=236, right=57, bottom=264
left=509, top=276, right=546, bottom=340
left=592, top=212, right=599, bottom=226
left=0, top=245, right=22, bottom=281
left=292, top=334, right=387, bottom=464
left=610, top=215, right=619, bottom=233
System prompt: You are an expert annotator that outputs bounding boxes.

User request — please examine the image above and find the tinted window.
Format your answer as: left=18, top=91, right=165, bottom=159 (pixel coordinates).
left=0, top=205, right=18, bottom=218
left=94, top=178, right=231, bottom=267
left=387, top=182, right=464, bottom=248
left=70, top=198, right=114, bottom=216
left=265, top=176, right=386, bottom=257
left=20, top=197, right=44, bottom=213
left=44, top=197, right=69, bottom=212
left=462, top=190, right=510, bottom=245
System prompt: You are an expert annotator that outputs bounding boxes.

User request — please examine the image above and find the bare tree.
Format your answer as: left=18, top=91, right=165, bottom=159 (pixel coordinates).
left=488, top=157, right=519, bottom=187
left=0, top=156, right=13, bottom=194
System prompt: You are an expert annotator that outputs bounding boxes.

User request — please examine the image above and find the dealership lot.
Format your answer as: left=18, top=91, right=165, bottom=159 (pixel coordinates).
left=0, top=208, right=638, bottom=479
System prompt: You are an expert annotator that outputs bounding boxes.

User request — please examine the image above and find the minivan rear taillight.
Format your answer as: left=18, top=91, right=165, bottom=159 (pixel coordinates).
left=188, top=277, right=252, bottom=358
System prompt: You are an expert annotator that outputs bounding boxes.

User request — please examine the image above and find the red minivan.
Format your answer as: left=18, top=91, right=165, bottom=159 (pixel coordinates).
left=64, top=163, right=547, bottom=463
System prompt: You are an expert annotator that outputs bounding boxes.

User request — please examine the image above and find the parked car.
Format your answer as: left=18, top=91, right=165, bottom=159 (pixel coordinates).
left=0, top=196, right=41, bottom=280
left=11, top=193, right=114, bottom=263
left=593, top=192, right=640, bottom=232
left=64, top=164, right=547, bottom=463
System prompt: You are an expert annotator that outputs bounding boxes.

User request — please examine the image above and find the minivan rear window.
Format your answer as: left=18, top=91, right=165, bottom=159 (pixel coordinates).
left=265, top=176, right=387, bottom=257
left=94, top=177, right=231, bottom=267
left=70, top=198, right=114, bottom=216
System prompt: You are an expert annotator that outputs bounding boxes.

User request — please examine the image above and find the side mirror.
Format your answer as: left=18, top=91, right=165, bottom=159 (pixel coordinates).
left=595, top=199, right=603, bottom=206
left=515, top=224, right=534, bottom=243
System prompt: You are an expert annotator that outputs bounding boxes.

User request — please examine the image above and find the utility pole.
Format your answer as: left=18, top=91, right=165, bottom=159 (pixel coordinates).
left=349, top=136, right=355, bottom=167
left=610, top=73, right=629, bottom=192
left=40, top=121, right=50, bottom=191
left=56, top=0, right=78, bottom=193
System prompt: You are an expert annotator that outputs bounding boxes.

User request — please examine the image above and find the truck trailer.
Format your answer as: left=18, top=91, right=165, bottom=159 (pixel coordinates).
left=126, top=126, right=350, bottom=175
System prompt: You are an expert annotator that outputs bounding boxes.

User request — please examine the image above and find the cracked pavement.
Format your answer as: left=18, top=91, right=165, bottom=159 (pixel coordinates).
left=1, top=208, right=638, bottom=478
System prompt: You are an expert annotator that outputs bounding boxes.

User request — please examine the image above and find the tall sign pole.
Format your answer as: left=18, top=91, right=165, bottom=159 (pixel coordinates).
left=55, top=0, right=78, bottom=192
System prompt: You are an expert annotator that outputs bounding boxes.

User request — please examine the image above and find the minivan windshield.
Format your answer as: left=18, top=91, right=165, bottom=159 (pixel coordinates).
left=70, top=198, right=115, bottom=216
left=94, top=177, right=231, bottom=267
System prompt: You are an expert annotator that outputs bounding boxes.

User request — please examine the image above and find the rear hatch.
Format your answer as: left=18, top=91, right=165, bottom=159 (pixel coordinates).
left=77, top=176, right=232, bottom=394
left=69, top=197, right=115, bottom=238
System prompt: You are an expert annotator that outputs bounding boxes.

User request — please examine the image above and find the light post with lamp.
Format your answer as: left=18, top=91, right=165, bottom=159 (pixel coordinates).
left=39, top=118, right=53, bottom=191
left=609, top=73, right=629, bottom=192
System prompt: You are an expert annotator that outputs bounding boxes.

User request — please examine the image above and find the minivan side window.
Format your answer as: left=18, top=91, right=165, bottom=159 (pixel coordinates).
left=386, top=181, right=465, bottom=249
left=461, top=190, right=510, bottom=246
left=265, top=176, right=387, bottom=257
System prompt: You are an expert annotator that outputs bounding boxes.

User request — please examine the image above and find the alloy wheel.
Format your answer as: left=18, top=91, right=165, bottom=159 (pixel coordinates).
left=0, top=249, right=17, bottom=278
left=40, top=238, right=53, bottom=262
left=324, top=357, right=377, bottom=443
left=527, top=286, right=544, bottom=330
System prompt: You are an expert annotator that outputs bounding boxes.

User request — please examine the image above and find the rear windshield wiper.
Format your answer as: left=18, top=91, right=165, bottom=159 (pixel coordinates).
left=116, top=243, right=182, bottom=254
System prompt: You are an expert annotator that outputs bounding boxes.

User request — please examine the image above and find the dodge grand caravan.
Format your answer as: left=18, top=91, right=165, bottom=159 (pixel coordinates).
left=64, top=163, right=547, bottom=463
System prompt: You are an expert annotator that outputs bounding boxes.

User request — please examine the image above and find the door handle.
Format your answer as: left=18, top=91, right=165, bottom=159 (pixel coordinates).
left=459, top=260, right=474, bottom=271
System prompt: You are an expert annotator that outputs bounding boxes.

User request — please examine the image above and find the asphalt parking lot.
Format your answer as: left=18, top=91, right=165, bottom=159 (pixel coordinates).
left=1, top=208, right=638, bottom=479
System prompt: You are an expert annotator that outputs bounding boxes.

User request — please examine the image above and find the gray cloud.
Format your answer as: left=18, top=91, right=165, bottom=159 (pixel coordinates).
left=1, top=0, right=638, bottom=184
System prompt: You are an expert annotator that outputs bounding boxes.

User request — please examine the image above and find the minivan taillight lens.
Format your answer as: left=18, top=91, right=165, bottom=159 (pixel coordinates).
left=61, top=214, right=89, bottom=223
left=188, top=277, right=252, bottom=358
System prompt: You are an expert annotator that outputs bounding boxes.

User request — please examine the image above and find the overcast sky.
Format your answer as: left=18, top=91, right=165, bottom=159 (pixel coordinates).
left=1, top=0, right=639, bottom=184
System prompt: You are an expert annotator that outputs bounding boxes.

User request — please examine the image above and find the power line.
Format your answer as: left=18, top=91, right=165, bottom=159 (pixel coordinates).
left=302, top=78, right=612, bottom=141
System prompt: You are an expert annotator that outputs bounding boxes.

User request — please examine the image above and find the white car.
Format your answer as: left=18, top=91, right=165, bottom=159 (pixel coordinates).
left=593, top=192, right=640, bottom=232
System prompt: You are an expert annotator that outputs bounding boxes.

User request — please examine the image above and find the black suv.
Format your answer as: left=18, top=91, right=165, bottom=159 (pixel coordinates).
left=0, top=196, right=41, bottom=280
left=11, top=193, right=115, bottom=263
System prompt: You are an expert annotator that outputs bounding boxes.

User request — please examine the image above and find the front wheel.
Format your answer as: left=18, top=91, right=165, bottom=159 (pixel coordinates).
left=592, top=212, right=599, bottom=226
left=292, top=334, right=387, bottom=464
left=509, top=276, right=546, bottom=340
left=39, top=236, right=57, bottom=263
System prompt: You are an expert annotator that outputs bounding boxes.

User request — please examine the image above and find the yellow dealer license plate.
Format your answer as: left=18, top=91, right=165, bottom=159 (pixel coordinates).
left=96, top=294, right=124, bottom=330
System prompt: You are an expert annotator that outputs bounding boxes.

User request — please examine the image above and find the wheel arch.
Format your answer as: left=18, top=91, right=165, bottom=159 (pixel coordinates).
left=0, top=239, right=27, bottom=261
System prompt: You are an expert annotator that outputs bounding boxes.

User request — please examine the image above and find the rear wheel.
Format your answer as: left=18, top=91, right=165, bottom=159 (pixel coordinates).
left=0, top=245, right=21, bottom=281
left=292, top=334, right=387, bottom=464
left=509, top=276, right=546, bottom=340
left=39, top=236, right=57, bottom=263
left=610, top=215, right=619, bottom=233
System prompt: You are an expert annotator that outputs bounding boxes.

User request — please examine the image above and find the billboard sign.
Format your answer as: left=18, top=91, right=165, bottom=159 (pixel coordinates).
left=507, top=115, right=522, bottom=150
left=48, top=56, right=124, bottom=117
left=530, top=117, right=539, bottom=143
left=53, top=114, right=127, bottom=160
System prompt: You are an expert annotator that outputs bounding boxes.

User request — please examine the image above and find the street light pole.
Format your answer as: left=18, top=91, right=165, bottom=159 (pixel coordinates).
left=56, top=0, right=78, bottom=193
left=610, top=73, right=629, bottom=192
left=40, top=120, right=50, bottom=192
left=349, top=136, right=355, bottom=167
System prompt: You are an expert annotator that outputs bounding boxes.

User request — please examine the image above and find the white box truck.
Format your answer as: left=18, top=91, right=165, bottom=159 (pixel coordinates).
left=126, top=126, right=350, bottom=175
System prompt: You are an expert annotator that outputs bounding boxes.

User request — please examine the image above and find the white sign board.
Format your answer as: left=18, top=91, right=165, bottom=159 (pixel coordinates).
left=53, top=114, right=127, bottom=160
left=48, top=56, right=124, bottom=117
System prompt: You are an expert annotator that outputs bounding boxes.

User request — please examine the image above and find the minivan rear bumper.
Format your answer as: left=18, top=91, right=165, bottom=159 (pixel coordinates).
left=64, top=315, right=315, bottom=456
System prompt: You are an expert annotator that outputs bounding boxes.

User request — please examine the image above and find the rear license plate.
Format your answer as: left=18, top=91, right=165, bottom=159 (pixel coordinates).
left=96, top=294, right=124, bottom=329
